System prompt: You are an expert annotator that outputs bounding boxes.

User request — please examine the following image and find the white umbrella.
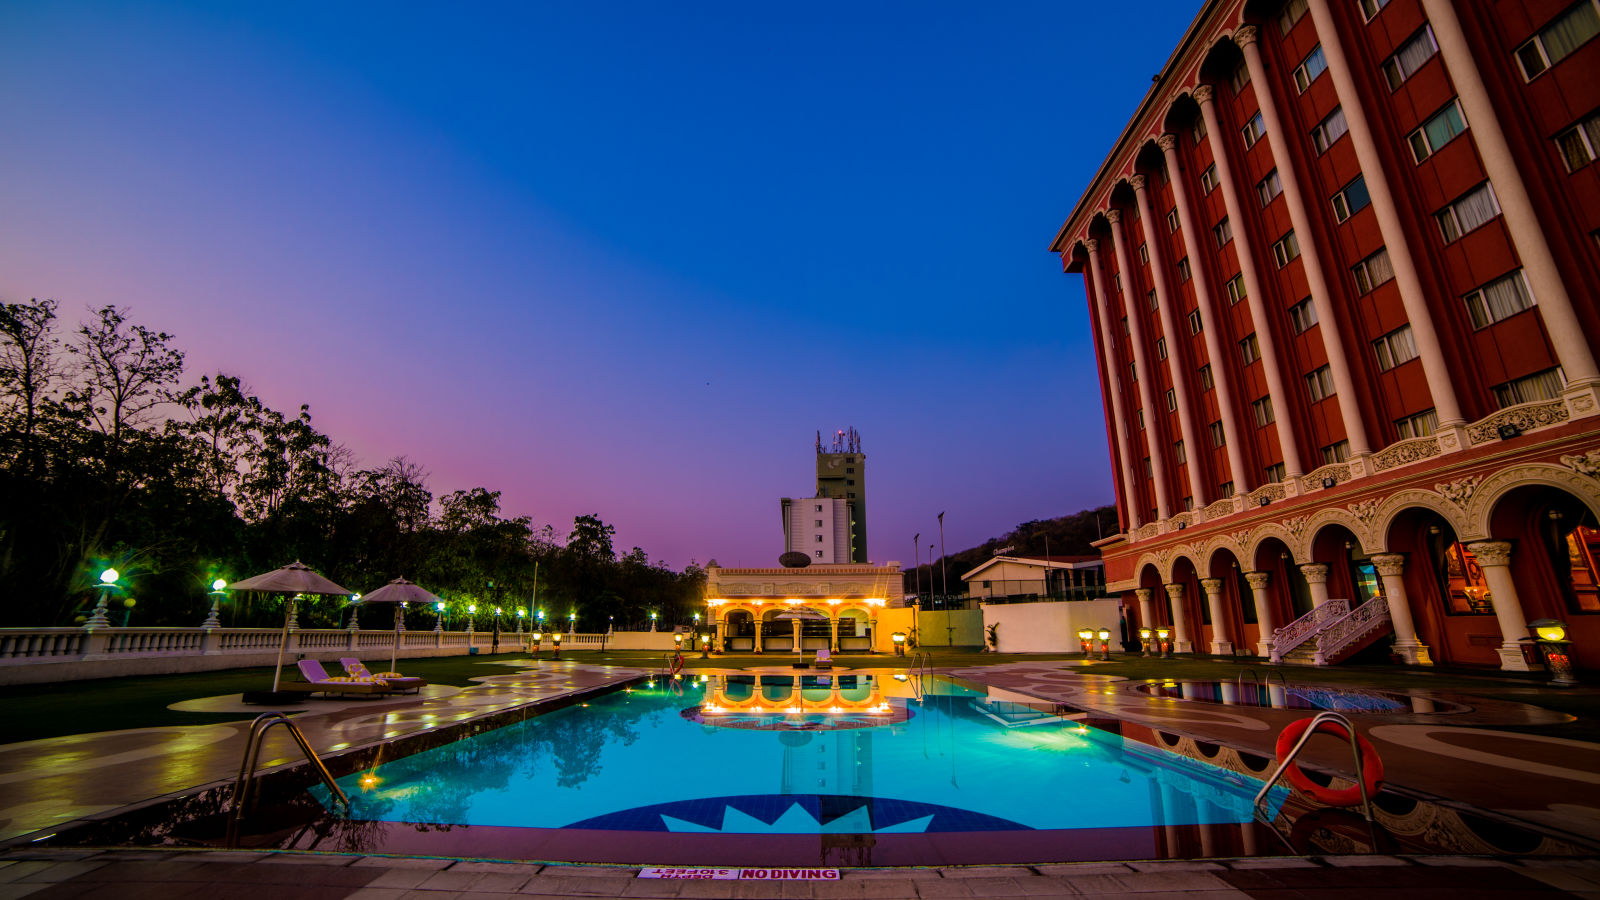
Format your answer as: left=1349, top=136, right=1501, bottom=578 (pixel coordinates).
left=228, top=561, right=353, bottom=692
left=357, top=577, right=444, bottom=673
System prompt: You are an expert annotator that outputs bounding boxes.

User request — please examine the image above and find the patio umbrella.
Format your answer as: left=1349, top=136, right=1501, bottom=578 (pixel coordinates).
left=358, top=577, right=444, bottom=673
left=228, top=561, right=354, bottom=692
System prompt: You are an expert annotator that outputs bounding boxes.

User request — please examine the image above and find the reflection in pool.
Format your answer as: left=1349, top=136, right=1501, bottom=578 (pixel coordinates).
left=1136, top=680, right=1461, bottom=713
left=324, top=674, right=1286, bottom=836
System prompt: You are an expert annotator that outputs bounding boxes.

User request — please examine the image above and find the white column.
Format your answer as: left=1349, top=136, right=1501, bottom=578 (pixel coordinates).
left=1087, top=238, right=1146, bottom=529
left=1246, top=571, right=1277, bottom=658
left=1421, top=0, right=1600, bottom=409
left=1132, top=173, right=1208, bottom=508
left=1165, top=582, right=1193, bottom=653
left=1195, top=84, right=1301, bottom=482
left=1199, top=577, right=1233, bottom=655
left=1109, top=209, right=1174, bottom=519
left=1160, top=133, right=1252, bottom=495
left=1135, top=587, right=1156, bottom=630
left=1466, top=541, right=1536, bottom=671
left=1236, top=25, right=1372, bottom=459
left=1300, top=563, right=1331, bottom=609
left=1370, top=553, right=1433, bottom=665
left=1306, top=0, right=1466, bottom=439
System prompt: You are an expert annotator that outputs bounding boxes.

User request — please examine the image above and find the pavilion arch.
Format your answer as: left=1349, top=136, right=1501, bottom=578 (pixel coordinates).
left=1134, top=554, right=1169, bottom=585
left=1302, top=507, right=1376, bottom=559
left=1377, top=489, right=1473, bottom=547
left=1161, top=90, right=1204, bottom=140
left=1466, top=464, right=1600, bottom=538
left=1245, top=521, right=1301, bottom=566
left=1168, top=550, right=1205, bottom=585
left=1239, top=0, right=1288, bottom=27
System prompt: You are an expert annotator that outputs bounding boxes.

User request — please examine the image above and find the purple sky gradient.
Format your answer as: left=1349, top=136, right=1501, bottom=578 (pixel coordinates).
left=0, top=2, right=1195, bottom=567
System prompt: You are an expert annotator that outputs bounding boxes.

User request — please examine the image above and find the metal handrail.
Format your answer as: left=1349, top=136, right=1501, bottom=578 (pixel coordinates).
left=226, top=712, right=349, bottom=847
left=1251, top=711, right=1378, bottom=845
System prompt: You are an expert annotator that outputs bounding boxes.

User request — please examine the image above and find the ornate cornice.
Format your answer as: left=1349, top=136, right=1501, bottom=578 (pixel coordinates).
left=1370, top=553, right=1405, bottom=578
left=1466, top=540, right=1512, bottom=567
left=1105, top=209, right=1122, bottom=224
left=1299, top=563, right=1330, bottom=584
left=1157, top=133, right=1178, bottom=152
left=1084, top=237, right=1100, bottom=254
left=1234, top=25, right=1259, bottom=48
left=1192, top=84, right=1215, bottom=104
left=1129, top=173, right=1148, bottom=192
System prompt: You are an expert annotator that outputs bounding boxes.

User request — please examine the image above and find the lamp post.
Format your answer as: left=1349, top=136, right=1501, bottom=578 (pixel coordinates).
left=1157, top=627, right=1172, bottom=659
left=1139, top=626, right=1153, bottom=657
left=88, top=568, right=119, bottom=628
left=435, top=601, right=446, bottom=633
left=1077, top=628, right=1093, bottom=656
left=650, top=611, right=658, bottom=632
left=1097, top=627, right=1112, bottom=661
left=531, top=631, right=542, bottom=661
left=205, top=578, right=227, bottom=628
left=1529, top=619, right=1578, bottom=686
left=569, top=611, right=576, bottom=635
left=551, top=631, right=561, bottom=659
left=892, top=632, right=907, bottom=656
left=700, top=632, right=710, bottom=659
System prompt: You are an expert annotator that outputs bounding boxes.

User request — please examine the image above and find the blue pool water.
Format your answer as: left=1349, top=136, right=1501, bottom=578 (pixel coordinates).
left=328, top=675, right=1286, bottom=835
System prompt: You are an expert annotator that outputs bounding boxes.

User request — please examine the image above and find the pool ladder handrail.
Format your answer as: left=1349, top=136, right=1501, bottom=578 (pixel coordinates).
left=1236, top=668, right=1287, bottom=691
left=1250, top=710, right=1378, bottom=846
left=226, top=712, right=349, bottom=848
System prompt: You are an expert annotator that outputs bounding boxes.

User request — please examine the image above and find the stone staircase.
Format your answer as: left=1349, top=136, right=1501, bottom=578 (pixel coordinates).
left=1270, top=595, right=1393, bottom=666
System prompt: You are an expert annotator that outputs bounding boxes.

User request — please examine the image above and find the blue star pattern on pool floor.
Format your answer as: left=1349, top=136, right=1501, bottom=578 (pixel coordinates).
left=565, top=794, right=1030, bottom=834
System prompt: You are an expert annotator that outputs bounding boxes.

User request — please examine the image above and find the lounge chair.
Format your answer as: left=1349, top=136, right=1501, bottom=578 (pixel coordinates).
left=278, top=658, right=394, bottom=696
left=814, top=648, right=833, bottom=670
left=341, top=658, right=427, bottom=693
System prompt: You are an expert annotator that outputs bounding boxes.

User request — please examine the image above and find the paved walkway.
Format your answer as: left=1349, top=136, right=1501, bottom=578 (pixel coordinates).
left=0, top=662, right=643, bottom=843
left=1, top=847, right=1596, bottom=899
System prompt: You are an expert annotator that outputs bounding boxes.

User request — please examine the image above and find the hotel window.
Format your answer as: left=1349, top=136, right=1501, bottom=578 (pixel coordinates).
left=1396, top=408, right=1439, bottom=439
left=815, top=534, right=823, bottom=543
left=1437, top=182, right=1501, bottom=242
left=1199, top=163, right=1218, bottom=194
left=1493, top=367, right=1567, bottom=407
left=1156, top=337, right=1168, bottom=360
left=1130, top=361, right=1137, bottom=382
left=1279, top=0, right=1309, bottom=33
left=1383, top=24, right=1439, bottom=90
left=1272, top=230, right=1300, bottom=268
left=1252, top=395, right=1275, bottom=427
left=1188, top=310, right=1203, bottom=334
left=1240, top=333, right=1261, bottom=365
left=1516, top=1, right=1600, bottom=80
left=1331, top=174, right=1371, bottom=223
left=1311, top=106, right=1349, bottom=155
left=1139, top=243, right=1149, bottom=264
left=815, top=551, right=823, bottom=558
left=1183, top=496, right=1194, bottom=511
left=1209, top=420, right=1226, bottom=446
left=815, top=519, right=822, bottom=527
left=1199, top=364, right=1214, bottom=390
left=1321, top=440, right=1351, bottom=465
left=1373, top=324, right=1418, bottom=371
left=1166, top=389, right=1176, bottom=410
left=1242, top=111, right=1267, bottom=148
left=1225, top=274, right=1247, bottom=305
left=1294, top=45, right=1328, bottom=93
left=1409, top=100, right=1467, bottom=162
left=1193, top=114, right=1208, bottom=143
left=1230, top=60, right=1252, bottom=94
left=1176, top=257, right=1192, bottom=282
left=1147, top=289, right=1159, bottom=311
left=1213, top=217, right=1232, bottom=247
left=1556, top=110, right=1600, bottom=171
left=1167, top=209, right=1180, bottom=233
left=815, top=504, right=822, bottom=512
left=1264, top=462, right=1286, bottom=483
left=1121, top=316, right=1128, bottom=335
left=1219, top=481, right=1235, bottom=498
left=1144, top=457, right=1153, bottom=477
left=1256, top=169, right=1282, bottom=206
left=1115, top=272, right=1121, bottom=290
left=1352, top=247, right=1395, bottom=295
left=1174, top=440, right=1187, bottom=464
left=1361, top=0, right=1390, bottom=21
left=1137, top=408, right=1145, bottom=429
left=1288, top=297, right=1318, bottom=334
left=1465, top=269, right=1536, bottom=328
left=1305, top=365, right=1335, bottom=402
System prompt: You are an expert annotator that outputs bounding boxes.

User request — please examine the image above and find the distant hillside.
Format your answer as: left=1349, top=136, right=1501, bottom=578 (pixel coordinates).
left=904, top=505, right=1117, bottom=597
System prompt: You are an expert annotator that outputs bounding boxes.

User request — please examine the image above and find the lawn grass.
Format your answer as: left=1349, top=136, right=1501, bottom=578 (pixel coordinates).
left=2, top=647, right=1596, bottom=745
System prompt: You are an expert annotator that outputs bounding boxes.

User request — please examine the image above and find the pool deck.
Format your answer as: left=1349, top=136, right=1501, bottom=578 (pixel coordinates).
left=2, top=658, right=1599, bottom=881
left=1, top=847, right=1597, bottom=899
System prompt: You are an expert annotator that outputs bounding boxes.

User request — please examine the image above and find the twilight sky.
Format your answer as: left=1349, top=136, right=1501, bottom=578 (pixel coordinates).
left=0, top=2, right=1195, bottom=568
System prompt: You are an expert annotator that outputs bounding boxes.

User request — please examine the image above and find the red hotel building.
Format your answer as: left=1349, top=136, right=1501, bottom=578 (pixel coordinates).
left=1050, top=0, right=1600, bottom=672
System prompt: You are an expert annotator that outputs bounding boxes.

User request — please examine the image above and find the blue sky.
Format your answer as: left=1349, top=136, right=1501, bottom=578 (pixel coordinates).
left=0, top=1, right=1198, bottom=566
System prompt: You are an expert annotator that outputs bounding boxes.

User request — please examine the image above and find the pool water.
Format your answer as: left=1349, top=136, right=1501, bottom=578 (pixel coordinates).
left=328, top=674, right=1286, bottom=836
left=1136, top=681, right=1462, bottom=713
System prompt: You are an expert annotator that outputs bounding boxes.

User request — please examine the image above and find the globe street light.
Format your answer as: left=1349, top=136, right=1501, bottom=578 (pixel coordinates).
left=204, top=578, right=227, bottom=628
left=88, top=568, right=120, bottom=628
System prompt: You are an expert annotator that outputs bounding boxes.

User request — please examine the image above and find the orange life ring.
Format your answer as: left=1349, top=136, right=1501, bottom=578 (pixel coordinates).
left=670, top=653, right=685, bottom=676
left=1273, top=717, right=1384, bottom=808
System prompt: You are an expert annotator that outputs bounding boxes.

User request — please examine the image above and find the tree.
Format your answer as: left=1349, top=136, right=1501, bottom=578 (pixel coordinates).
left=0, top=298, right=65, bottom=477
left=69, top=305, right=183, bottom=448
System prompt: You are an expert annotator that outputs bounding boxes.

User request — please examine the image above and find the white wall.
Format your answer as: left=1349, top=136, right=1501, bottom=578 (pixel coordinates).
left=980, top=599, right=1123, bottom=653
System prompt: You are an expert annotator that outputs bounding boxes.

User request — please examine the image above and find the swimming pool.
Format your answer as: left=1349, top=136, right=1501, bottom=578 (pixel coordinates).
left=326, top=674, right=1286, bottom=837
left=1135, top=680, right=1465, bottom=713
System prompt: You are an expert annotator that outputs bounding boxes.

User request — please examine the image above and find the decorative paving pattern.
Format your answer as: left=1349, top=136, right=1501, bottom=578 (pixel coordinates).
left=566, top=793, right=1027, bottom=834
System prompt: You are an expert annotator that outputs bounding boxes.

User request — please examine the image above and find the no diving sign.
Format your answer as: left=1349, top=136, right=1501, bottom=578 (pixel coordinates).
left=639, top=867, right=840, bottom=880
